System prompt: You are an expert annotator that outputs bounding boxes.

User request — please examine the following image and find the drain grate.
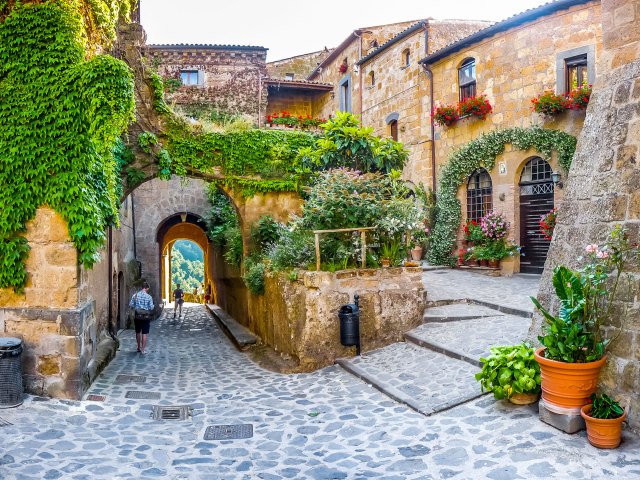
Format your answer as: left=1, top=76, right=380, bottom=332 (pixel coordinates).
left=115, top=375, right=147, bottom=384
left=152, top=405, right=190, bottom=420
left=86, top=394, right=106, bottom=402
left=0, top=416, right=12, bottom=427
left=125, top=391, right=161, bottom=400
left=204, top=424, right=253, bottom=440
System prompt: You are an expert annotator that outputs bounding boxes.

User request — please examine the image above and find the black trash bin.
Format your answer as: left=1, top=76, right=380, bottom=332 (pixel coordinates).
left=339, top=294, right=361, bottom=355
left=0, top=337, right=23, bottom=408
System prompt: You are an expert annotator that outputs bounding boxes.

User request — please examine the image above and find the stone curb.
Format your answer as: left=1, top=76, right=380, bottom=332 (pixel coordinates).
left=423, top=313, right=499, bottom=323
left=404, top=331, right=481, bottom=368
left=336, top=356, right=486, bottom=417
left=425, top=298, right=531, bottom=319
left=205, top=304, right=258, bottom=350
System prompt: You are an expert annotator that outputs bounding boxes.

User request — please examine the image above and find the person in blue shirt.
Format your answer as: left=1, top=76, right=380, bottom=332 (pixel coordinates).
left=129, top=282, right=154, bottom=355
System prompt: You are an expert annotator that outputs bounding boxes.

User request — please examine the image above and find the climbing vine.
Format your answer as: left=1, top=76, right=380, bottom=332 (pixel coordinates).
left=0, top=1, right=134, bottom=289
left=428, top=127, right=577, bottom=266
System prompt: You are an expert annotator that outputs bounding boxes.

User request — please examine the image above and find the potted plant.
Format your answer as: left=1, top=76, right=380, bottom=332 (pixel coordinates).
left=539, top=207, right=557, bottom=241
left=463, top=219, right=484, bottom=246
left=531, top=91, right=569, bottom=117
left=475, top=343, right=541, bottom=404
left=471, top=244, right=490, bottom=267
left=484, top=238, right=520, bottom=268
left=380, top=239, right=403, bottom=268
left=464, top=247, right=479, bottom=267
left=580, top=393, right=627, bottom=449
left=531, top=226, right=638, bottom=411
left=458, top=94, right=493, bottom=120
left=433, top=104, right=459, bottom=127
left=410, top=228, right=428, bottom=261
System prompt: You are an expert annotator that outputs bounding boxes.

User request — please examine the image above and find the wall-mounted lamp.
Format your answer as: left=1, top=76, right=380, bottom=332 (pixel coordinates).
left=551, top=171, right=563, bottom=189
left=180, top=212, right=188, bottom=222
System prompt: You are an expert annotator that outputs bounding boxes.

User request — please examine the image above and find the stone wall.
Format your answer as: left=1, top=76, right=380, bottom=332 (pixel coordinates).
left=246, top=268, right=426, bottom=371
left=266, top=89, right=316, bottom=118
left=149, top=45, right=268, bottom=123
left=531, top=0, right=640, bottom=433
left=0, top=207, right=131, bottom=399
left=267, top=50, right=333, bottom=80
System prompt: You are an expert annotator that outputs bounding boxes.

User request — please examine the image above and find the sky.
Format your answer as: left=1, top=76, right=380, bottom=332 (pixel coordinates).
left=141, top=0, right=548, bottom=61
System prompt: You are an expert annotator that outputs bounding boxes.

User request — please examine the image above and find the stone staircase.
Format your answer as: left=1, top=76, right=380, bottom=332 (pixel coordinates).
left=336, top=301, right=532, bottom=417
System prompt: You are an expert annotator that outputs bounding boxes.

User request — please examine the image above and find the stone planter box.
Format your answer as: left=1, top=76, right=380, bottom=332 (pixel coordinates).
left=246, top=267, right=426, bottom=371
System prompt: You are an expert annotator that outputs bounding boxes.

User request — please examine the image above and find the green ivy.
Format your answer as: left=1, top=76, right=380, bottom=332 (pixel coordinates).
left=0, top=1, right=134, bottom=289
left=428, top=127, right=577, bottom=266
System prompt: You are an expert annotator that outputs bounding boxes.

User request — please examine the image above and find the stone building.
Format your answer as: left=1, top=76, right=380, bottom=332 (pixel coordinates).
left=419, top=0, right=601, bottom=273
left=148, top=44, right=269, bottom=123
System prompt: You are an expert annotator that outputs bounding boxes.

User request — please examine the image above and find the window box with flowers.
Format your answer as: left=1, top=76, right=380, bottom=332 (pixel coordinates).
left=266, top=112, right=327, bottom=130
left=339, top=62, right=348, bottom=74
left=433, top=95, right=493, bottom=127
left=530, top=84, right=592, bottom=117
left=566, top=84, right=592, bottom=110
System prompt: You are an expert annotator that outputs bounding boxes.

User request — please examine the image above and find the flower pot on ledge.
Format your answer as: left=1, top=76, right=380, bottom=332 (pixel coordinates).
left=488, top=259, right=499, bottom=268
left=410, top=246, right=423, bottom=261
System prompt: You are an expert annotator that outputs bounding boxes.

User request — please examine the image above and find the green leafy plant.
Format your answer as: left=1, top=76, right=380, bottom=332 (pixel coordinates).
left=380, top=239, right=404, bottom=266
left=475, top=343, right=541, bottom=400
left=588, top=393, right=624, bottom=419
left=531, top=90, right=569, bottom=116
left=138, top=131, right=159, bottom=153
left=250, top=216, right=282, bottom=254
left=531, top=226, right=639, bottom=363
left=266, top=227, right=315, bottom=271
left=223, top=225, right=243, bottom=267
left=242, top=257, right=267, bottom=295
left=428, top=127, right=576, bottom=266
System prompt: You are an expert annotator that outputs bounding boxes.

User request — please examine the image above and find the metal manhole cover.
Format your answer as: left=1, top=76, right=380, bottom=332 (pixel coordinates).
left=86, top=394, right=106, bottom=402
left=204, top=424, right=253, bottom=440
left=0, top=416, right=12, bottom=427
left=153, top=405, right=191, bottom=420
left=115, top=375, right=147, bottom=384
left=125, top=391, right=161, bottom=400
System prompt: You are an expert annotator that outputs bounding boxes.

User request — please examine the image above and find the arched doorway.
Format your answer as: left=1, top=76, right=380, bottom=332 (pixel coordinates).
left=169, top=239, right=205, bottom=302
left=519, top=157, right=554, bottom=274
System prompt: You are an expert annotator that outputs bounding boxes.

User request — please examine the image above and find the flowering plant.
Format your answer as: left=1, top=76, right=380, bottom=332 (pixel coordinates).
left=566, top=84, right=592, bottom=110
left=480, top=210, right=508, bottom=240
left=463, top=219, right=484, bottom=243
left=299, top=115, right=327, bottom=129
left=531, top=91, right=569, bottom=116
left=458, top=95, right=493, bottom=120
left=531, top=226, right=638, bottom=362
left=339, top=62, right=348, bottom=74
left=539, top=207, right=557, bottom=240
left=433, top=104, right=459, bottom=127
left=267, top=111, right=298, bottom=127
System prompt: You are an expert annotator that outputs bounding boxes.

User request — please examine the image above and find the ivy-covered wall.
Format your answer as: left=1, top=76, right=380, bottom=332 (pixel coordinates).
left=0, top=0, right=134, bottom=290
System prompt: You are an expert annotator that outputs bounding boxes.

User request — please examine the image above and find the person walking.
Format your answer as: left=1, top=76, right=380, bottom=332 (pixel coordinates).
left=129, top=282, right=154, bottom=355
left=173, top=283, right=184, bottom=319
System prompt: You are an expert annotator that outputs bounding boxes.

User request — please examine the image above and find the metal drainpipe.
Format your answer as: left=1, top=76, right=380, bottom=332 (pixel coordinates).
left=107, top=225, right=114, bottom=338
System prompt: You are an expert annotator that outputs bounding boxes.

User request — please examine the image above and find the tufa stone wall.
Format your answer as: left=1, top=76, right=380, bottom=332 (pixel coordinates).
left=267, top=49, right=333, bottom=80
left=149, top=45, right=268, bottom=123
left=531, top=0, right=640, bottom=433
left=246, top=268, right=426, bottom=371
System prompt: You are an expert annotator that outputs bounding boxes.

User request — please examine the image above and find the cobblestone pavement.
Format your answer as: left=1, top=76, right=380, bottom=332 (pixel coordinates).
left=409, top=315, right=530, bottom=364
left=423, top=270, right=540, bottom=314
left=2, top=305, right=640, bottom=479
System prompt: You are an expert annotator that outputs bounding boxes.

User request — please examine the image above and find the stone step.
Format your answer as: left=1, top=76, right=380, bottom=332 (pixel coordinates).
left=205, top=304, right=258, bottom=349
left=406, top=315, right=531, bottom=367
left=423, top=303, right=504, bottom=322
left=425, top=298, right=531, bottom=319
left=337, top=342, right=484, bottom=417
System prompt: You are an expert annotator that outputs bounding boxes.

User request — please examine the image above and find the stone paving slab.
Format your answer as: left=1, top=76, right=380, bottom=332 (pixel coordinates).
left=424, top=269, right=539, bottom=315
left=407, top=315, right=531, bottom=366
left=1, top=305, right=640, bottom=479
left=423, top=303, right=505, bottom=322
left=337, top=343, right=483, bottom=416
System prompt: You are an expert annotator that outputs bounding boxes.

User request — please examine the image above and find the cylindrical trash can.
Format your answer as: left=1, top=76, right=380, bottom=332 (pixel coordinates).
left=0, top=337, right=23, bottom=408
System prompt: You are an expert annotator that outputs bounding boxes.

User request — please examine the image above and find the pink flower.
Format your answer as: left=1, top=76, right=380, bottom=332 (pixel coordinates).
left=596, top=250, right=609, bottom=259
left=585, top=244, right=598, bottom=254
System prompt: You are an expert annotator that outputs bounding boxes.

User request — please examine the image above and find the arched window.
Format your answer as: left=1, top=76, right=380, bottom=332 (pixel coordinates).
left=402, top=49, right=410, bottom=67
left=458, top=58, right=476, bottom=100
left=389, top=120, right=398, bottom=141
left=369, top=71, right=375, bottom=88
left=467, top=168, right=492, bottom=222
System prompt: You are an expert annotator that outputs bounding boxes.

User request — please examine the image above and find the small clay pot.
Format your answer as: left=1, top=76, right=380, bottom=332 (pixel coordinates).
left=509, top=392, right=539, bottom=405
left=581, top=404, right=626, bottom=449
left=479, top=259, right=489, bottom=267
left=488, top=259, right=500, bottom=268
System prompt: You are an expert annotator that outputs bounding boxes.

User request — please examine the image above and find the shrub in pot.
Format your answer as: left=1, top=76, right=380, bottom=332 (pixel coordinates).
left=531, top=226, right=638, bottom=411
left=580, top=393, right=626, bottom=449
left=475, top=343, right=541, bottom=404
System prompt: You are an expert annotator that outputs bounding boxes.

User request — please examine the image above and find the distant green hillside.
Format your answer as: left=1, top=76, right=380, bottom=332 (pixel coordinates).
left=172, top=240, right=204, bottom=292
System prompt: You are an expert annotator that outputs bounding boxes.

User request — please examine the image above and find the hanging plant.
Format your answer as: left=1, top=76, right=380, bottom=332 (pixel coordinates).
left=458, top=94, right=493, bottom=120
left=433, top=104, right=459, bottom=127
left=427, top=127, right=577, bottom=266
left=339, top=62, right=348, bottom=74
left=531, top=91, right=569, bottom=116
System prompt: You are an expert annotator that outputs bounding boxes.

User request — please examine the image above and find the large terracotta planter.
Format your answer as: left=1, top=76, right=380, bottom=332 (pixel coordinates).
left=580, top=404, right=626, bottom=449
left=534, top=347, right=606, bottom=412
left=410, top=247, right=423, bottom=261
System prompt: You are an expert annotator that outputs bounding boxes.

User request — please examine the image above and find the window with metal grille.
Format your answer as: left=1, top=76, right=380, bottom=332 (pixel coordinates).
left=565, top=54, right=588, bottom=92
left=520, top=157, right=552, bottom=183
left=467, top=169, right=492, bottom=222
left=459, top=58, right=476, bottom=101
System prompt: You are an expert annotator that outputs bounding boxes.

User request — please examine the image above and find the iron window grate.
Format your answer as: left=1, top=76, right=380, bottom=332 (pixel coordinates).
left=152, top=405, right=191, bottom=421
left=125, top=391, right=161, bottom=400
left=204, top=424, right=253, bottom=440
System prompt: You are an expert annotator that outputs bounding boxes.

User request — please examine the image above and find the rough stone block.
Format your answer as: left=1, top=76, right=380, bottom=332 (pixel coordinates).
left=37, top=355, right=61, bottom=376
left=538, top=399, right=585, bottom=433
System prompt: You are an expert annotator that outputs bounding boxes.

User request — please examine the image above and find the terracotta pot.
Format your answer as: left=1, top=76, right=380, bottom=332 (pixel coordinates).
left=580, top=404, right=626, bottom=449
left=381, top=258, right=391, bottom=268
left=466, top=259, right=479, bottom=267
left=534, top=347, right=606, bottom=412
left=509, top=392, right=539, bottom=405
left=479, top=259, right=489, bottom=267
left=488, top=259, right=500, bottom=268
left=410, top=247, right=423, bottom=261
